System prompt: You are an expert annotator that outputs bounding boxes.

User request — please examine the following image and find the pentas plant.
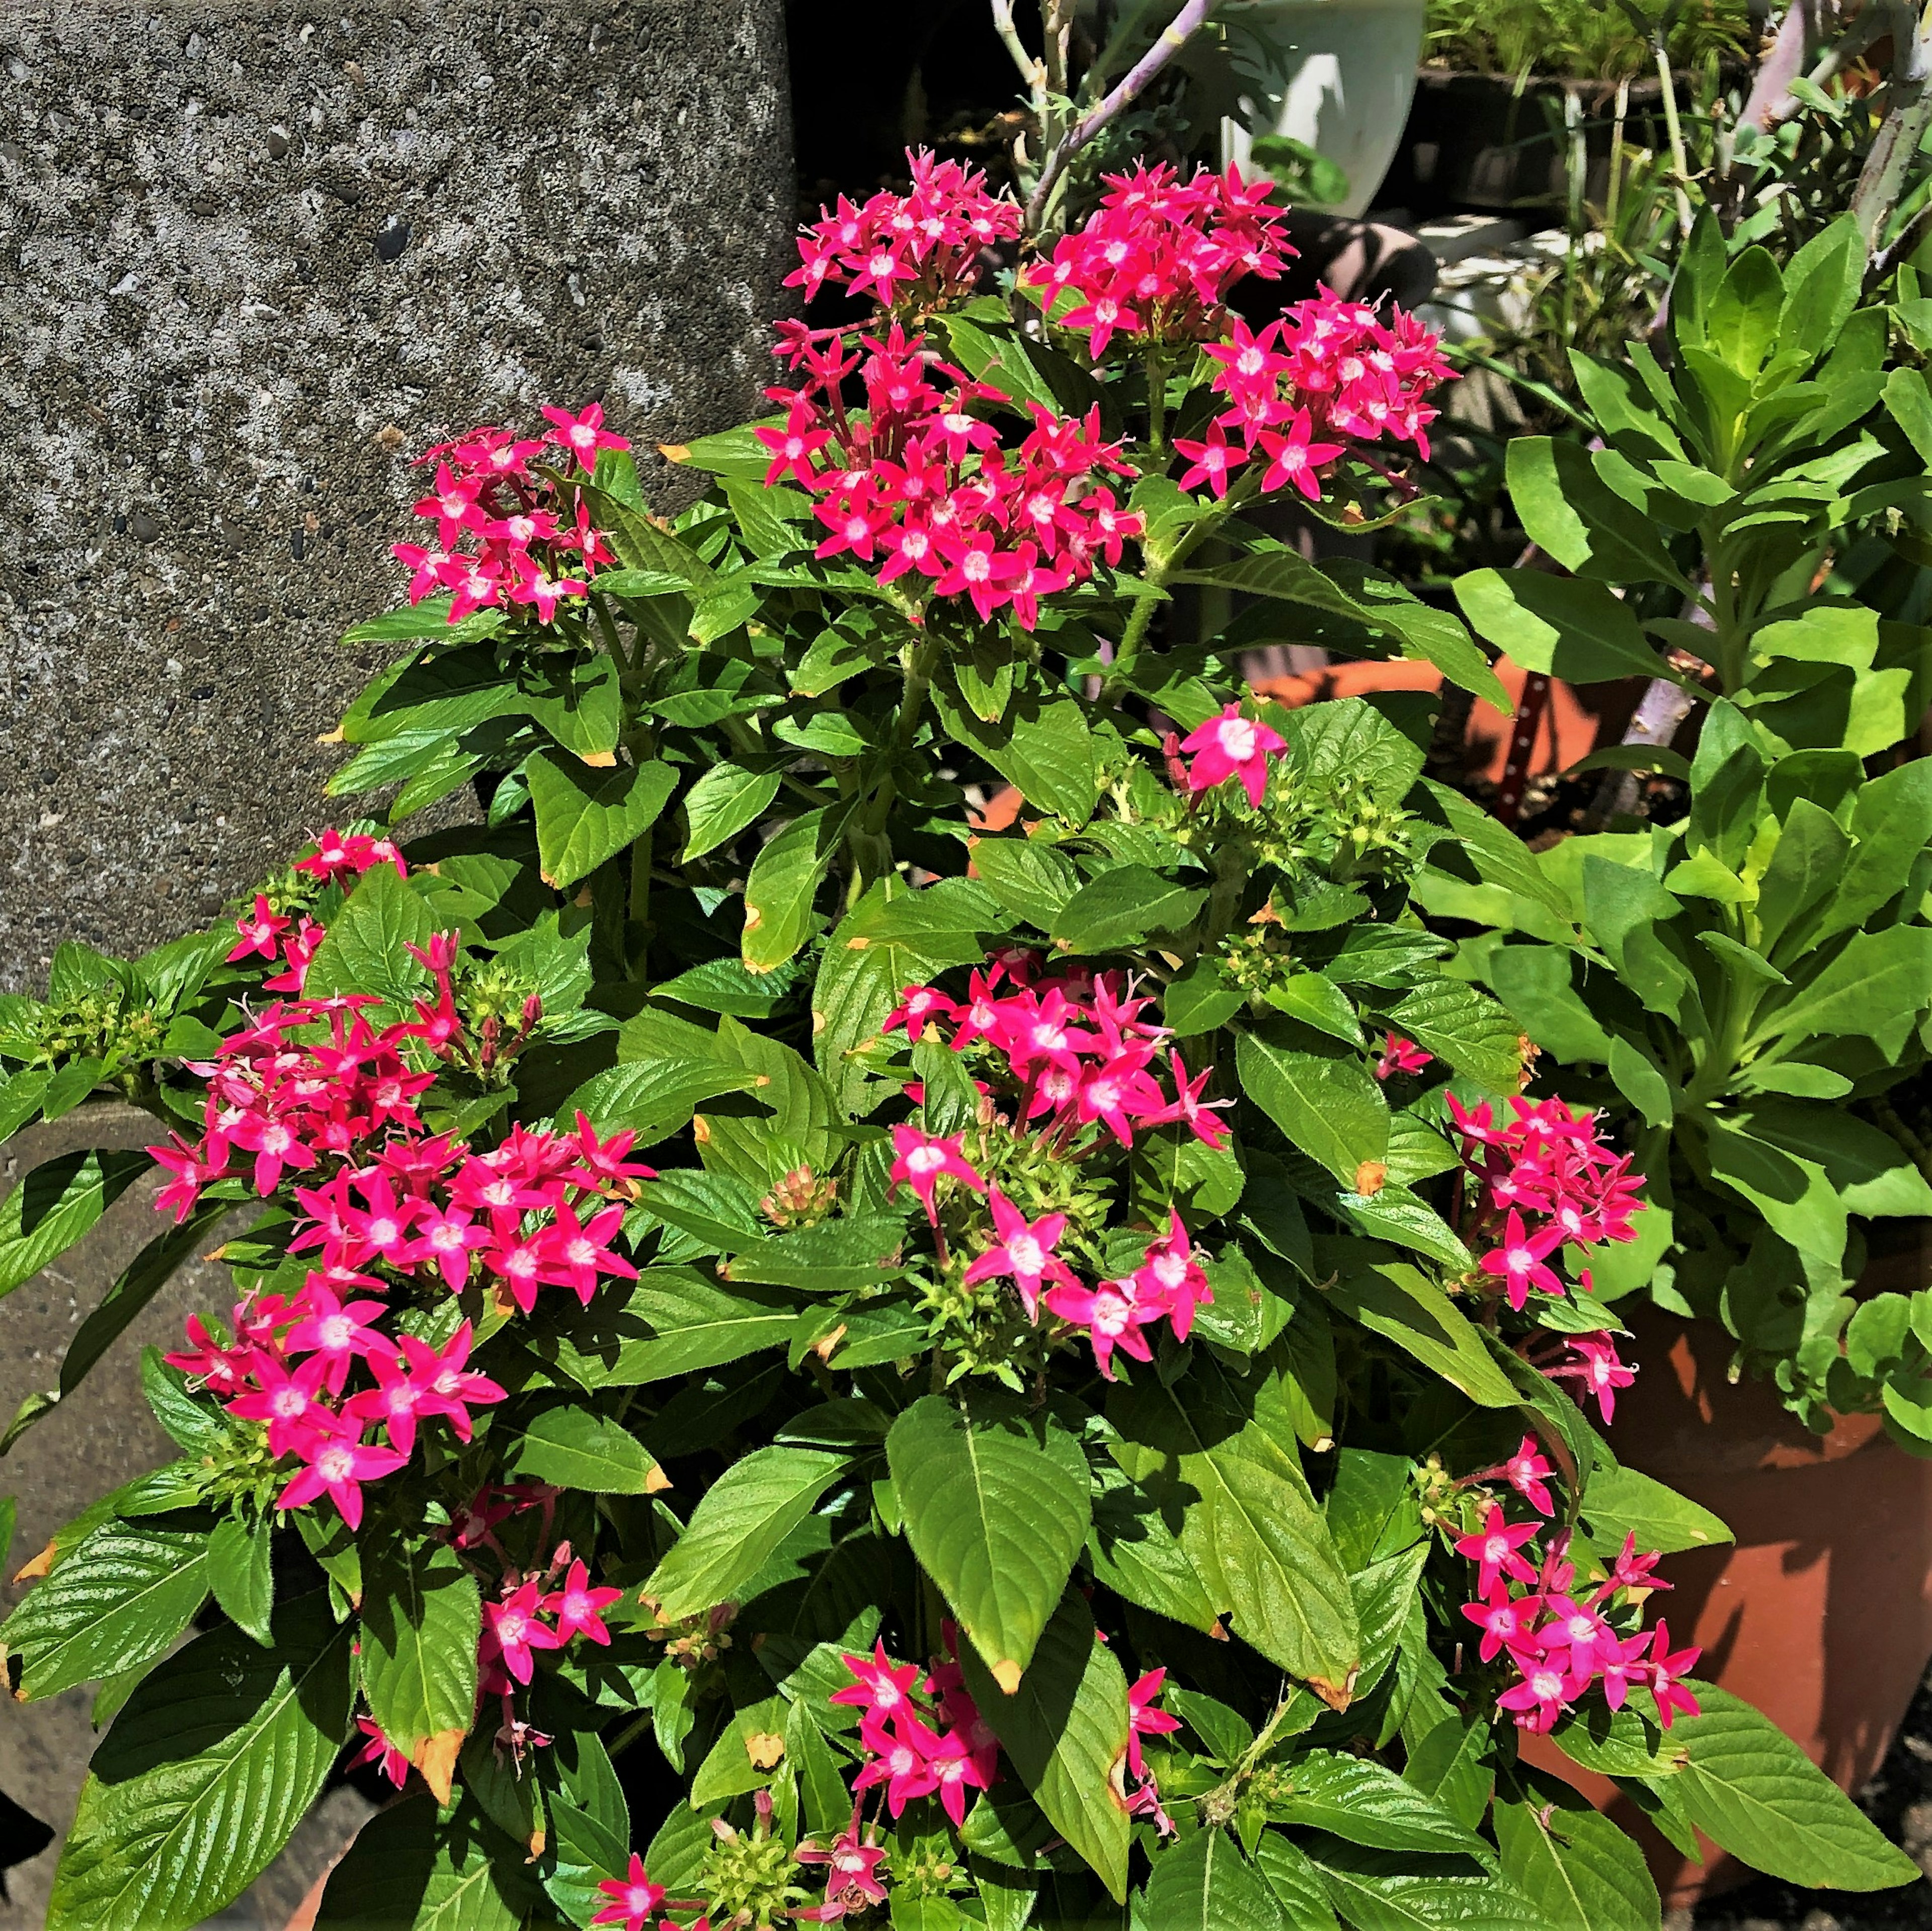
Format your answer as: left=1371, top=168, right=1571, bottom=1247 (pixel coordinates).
left=0, top=159, right=1919, bottom=1931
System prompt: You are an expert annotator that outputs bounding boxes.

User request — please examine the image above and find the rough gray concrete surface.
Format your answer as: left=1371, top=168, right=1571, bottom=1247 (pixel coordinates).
left=0, top=0, right=794, bottom=993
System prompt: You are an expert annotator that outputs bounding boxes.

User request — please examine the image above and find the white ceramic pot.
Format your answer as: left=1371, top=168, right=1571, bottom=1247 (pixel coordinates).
left=1225, top=0, right=1428, bottom=217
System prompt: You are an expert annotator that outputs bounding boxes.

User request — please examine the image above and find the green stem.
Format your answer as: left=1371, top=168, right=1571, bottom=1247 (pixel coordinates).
left=1100, top=481, right=1254, bottom=704
left=1146, top=346, right=1167, bottom=459
left=1653, top=36, right=1696, bottom=240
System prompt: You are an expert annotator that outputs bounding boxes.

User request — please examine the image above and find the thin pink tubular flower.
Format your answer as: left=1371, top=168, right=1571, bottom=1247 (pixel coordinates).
left=226, top=1109, right=316, bottom=1195
left=1178, top=703, right=1286, bottom=809
left=1462, top=1584, right=1542, bottom=1665
left=343, top=1346, right=428, bottom=1456
left=150, top=1132, right=228, bottom=1223
left=283, top=1282, right=390, bottom=1395
left=166, top=1314, right=248, bottom=1397
left=1496, top=1433, right=1556, bottom=1517
left=402, top=1200, right=491, bottom=1291
left=1547, top=1331, right=1637, bottom=1424
left=832, top=1641, right=924, bottom=1720
left=1496, top=1655, right=1587, bottom=1734
left=1642, top=1621, right=1703, bottom=1728
left=888, top=1125, right=986, bottom=1225
left=354, top=1717, right=411, bottom=1789
left=1127, top=1668, right=1182, bottom=1777
left=853, top=1712, right=940, bottom=1817
left=227, top=1352, right=335, bottom=1458
left=544, top=1559, right=624, bottom=1646
left=1541, top=1594, right=1620, bottom=1676
left=1479, top=1209, right=1565, bottom=1311
left=277, top=1427, right=407, bottom=1531
left=541, top=1200, right=639, bottom=1306
left=1154, top=1050, right=1234, bottom=1151
left=1133, top=1212, right=1214, bottom=1343
left=1173, top=424, right=1241, bottom=498
left=1453, top=1502, right=1540, bottom=1596
left=591, top=1854, right=665, bottom=1931
left=1374, top=1032, right=1433, bottom=1081
left=882, top=984, right=960, bottom=1041
left=228, top=894, right=290, bottom=963
left=541, top=400, right=630, bottom=460
left=921, top=1724, right=992, bottom=1826
left=483, top=1579, right=563, bottom=1686
left=411, top=1321, right=507, bottom=1441
left=1256, top=413, right=1346, bottom=501
left=1042, top=1274, right=1161, bottom=1381
left=1074, top=1051, right=1165, bottom=1148
left=963, top=1190, right=1076, bottom=1321
left=794, top=1817, right=889, bottom=1922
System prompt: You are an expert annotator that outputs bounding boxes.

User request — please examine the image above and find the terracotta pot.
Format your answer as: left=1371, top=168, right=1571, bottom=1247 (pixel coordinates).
left=1521, top=1267, right=1932, bottom=1907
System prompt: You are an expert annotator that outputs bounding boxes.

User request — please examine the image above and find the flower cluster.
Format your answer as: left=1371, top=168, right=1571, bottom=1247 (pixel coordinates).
left=884, top=955, right=1228, bottom=1378
left=394, top=405, right=626, bottom=624
left=225, top=826, right=406, bottom=994
left=761, top=321, right=1142, bottom=628
left=786, top=149, right=1022, bottom=310
left=1446, top=1095, right=1645, bottom=1314
left=154, top=929, right=652, bottom=1534
left=1175, top=295, right=1451, bottom=506
left=1454, top=1440, right=1700, bottom=1735
left=814, top=1633, right=1177, bottom=1919
left=1022, top=162, right=1293, bottom=359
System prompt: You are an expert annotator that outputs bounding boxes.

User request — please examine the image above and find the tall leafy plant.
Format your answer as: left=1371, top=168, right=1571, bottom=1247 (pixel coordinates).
left=0, top=159, right=1919, bottom=1929
left=1441, top=213, right=1932, bottom=1426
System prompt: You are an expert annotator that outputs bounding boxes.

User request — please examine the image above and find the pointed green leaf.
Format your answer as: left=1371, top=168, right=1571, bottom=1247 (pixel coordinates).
left=0, top=1149, right=152, bottom=1304
left=888, top=1392, right=1091, bottom=1686
left=1494, top=1771, right=1661, bottom=1931
left=956, top=1592, right=1131, bottom=1901
left=316, top=1793, right=538, bottom=1930
left=1238, top=1022, right=1389, bottom=1188
left=3, top=1521, right=209, bottom=1701
left=359, top=1542, right=481, bottom=1772
left=646, top=1445, right=853, bottom=1621
left=1667, top=1683, right=1922, bottom=1890
left=682, top=763, right=783, bottom=860
left=205, top=1516, right=275, bottom=1649
left=1143, top=1829, right=1292, bottom=1930
left=507, top=1406, right=661, bottom=1494
left=527, top=751, right=678, bottom=891
left=47, top=1593, right=354, bottom=1931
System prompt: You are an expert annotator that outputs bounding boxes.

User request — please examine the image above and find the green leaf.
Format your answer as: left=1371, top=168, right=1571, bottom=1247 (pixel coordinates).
left=1302, top=1840, right=1547, bottom=1930
left=1753, top=927, right=1932, bottom=1058
left=813, top=877, right=1005, bottom=1111
left=742, top=808, right=845, bottom=975
left=1579, top=1465, right=1731, bottom=1556
left=360, top=1542, right=481, bottom=1781
left=1051, top=865, right=1206, bottom=955
left=888, top=1392, right=1091, bottom=1688
left=1666, top=1682, right=1922, bottom=1890
left=1486, top=946, right=1613, bottom=1064
left=682, top=763, right=782, bottom=861
left=1321, top=1258, right=1517, bottom=1409
left=15, top=1201, right=225, bottom=1443
left=1107, top=1362, right=1360, bottom=1700
left=1455, top=570, right=1669, bottom=683
left=1142, top=1829, right=1292, bottom=1931
left=524, top=656, right=624, bottom=761
left=1238, top=1022, right=1389, bottom=1189
left=1504, top=437, right=1685, bottom=588
left=1271, top=1752, right=1487, bottom=1857
left=205, top=1516, right=275, bottom=1648
left=1254, top=1832, right=1343, bottom=1930
left=970, top=838, right=1081, bottom=932
left=550, top=1266, right=798, bottom=1385
left=956, top=1591, right=1132, bottom=1901
left=1493, top=1772, right=1661, bottom=1931
left=507, top=1405, right=661, bottom=1493
left=562, top=1055, right=761, bottom=1146
left=1420, top=781, right=1571, bottom=921
left=1085, top=1464, right=1222, bottom=1636
left=3, top=1521, right=209, bottom=1700
left=303, top=864, right=433, bottom=1010
left=645, top=1445, right=853, bottom=1620
left=48, top=1593, right=354, bottom=1931
left=316, top=1793, right=537, bottom=1930
left=1403, top=1719, right=1495, bottom=1833
left=1386, top=979, right=1522, bottom=1091
left=0, top=1149, right=152, bottom=1304
left=1607, top=1036, right=1674, bottom=1128
left=1777, top=216, right=1863, bottom=360
left=527, top=751, right=678, bottom=891
left=934, top=686, right=1098, bottom=825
